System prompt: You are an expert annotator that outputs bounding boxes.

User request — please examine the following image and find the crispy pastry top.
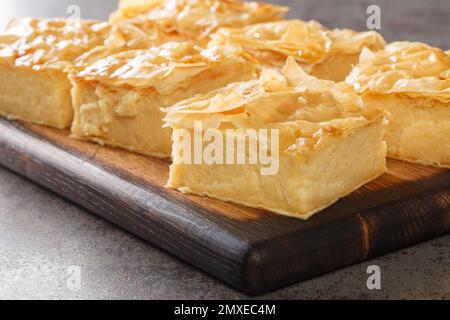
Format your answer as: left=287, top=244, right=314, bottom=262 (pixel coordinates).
left=209, top=19, right=385, bottom=69
left=163, top=57, right=385, bottom=155
left=0, top=18, right=183, bottom=72
left=110, top=0, right=288, bottom=40
left=73, top=41, right=255, bottom=95
left=346, top=41, right=450, bottom=103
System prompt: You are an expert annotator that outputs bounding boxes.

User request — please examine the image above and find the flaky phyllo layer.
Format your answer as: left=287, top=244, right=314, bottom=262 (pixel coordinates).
left=81, top=19, right=186, bottom=61
left=72, top=42, right=254, bottom=95
left=163, top=57, right=385, bottom=157
left=0, top=18, right=108, bottom=71
left=209, top=19, right=385, bottom=69
left=346, top=42, right=450, bottom=103
left=0, top=18, right=182, bottom=72
left=111, top=0, right=287, bottom=40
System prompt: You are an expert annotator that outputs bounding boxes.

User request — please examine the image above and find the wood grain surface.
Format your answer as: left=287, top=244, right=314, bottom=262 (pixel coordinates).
left=0, top=118, right=448, bottom=295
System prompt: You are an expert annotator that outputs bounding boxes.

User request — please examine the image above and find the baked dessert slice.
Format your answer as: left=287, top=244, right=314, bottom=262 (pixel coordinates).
left=110, top=0, right=288, bottom=43
left=209, top=19, right=385, bottom=81
left=0, top=17, right=174, bottom=129
left=346, top=42, right=450, bottom=168
left=0, top=18, right=108, bottom=128
left=70, top=42, right=257, bottom=158
left=163, top=58, right=387, bottom=219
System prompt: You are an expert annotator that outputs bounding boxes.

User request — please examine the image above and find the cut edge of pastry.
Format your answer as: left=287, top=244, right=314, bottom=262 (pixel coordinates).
left=171, top=164, right=386, bottom=220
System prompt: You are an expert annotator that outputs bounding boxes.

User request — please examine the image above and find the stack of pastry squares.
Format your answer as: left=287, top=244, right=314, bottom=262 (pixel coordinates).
left=0, top=0, right=285, bottom=130
left=0, top=0, right=448, bottom=219
left=0, top=17, right=184, bottom=128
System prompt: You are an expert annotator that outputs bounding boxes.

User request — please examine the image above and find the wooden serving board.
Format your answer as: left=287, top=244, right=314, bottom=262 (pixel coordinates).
left=0, top=117, right=449, bottom=295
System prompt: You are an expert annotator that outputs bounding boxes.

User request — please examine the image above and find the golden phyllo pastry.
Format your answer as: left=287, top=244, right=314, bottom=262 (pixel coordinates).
left=209, top=19, right=385, bottom=81
left=70, top=42, right=257, bottom=158
left=110, top=0, right=288, bottom=41
left=0, top=18, right=107, bottom=128
left=346, top=42, right=450, bottom=168
left=83, top=19, right=187, bottom=60
left=0, top=18, right=172, bottom=129
left=163, top=58, right=387, bottom=219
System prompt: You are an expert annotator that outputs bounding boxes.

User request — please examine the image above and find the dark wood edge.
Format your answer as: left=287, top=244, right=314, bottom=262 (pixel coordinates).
left=0, top=119, right=252, bottom=292
left=244, top=188, right=450, bottom=294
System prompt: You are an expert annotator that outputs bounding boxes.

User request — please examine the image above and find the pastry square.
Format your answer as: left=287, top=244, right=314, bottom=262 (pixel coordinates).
left=209, top=20, right=385, bottom=81
left=346, top=42, right=450, bottom=168
left=0, top=18, right=171, bottom=129
left=0, top=18, right=107, bottom=128
left=70, top=42, right=257, bottom=158
left=110, top=0, right=288, bottom=43
left=163, top=58, right=387, bottom=219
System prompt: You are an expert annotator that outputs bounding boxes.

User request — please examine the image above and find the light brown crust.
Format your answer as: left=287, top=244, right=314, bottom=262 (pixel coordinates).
left=163, top=57, right=386, bottom=154
left=72, top=42, right=256, bottom=94
left=0, top=18, right=108, bottom=71
left=110, top=0, right=288, bottom=40
left=209, top=19, right=385, bottom=69
left=346, top=42, right=450, bottom=103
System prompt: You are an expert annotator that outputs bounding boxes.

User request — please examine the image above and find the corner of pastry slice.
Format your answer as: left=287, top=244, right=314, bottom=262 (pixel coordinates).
left=110, top=0, right=288, bottom=42
left=70, top=42, right=257, bottom=158
left=0, top=16, right=189, bottom=130
left=209, top=19, right=385, bottom=82
left=0, top=18, right=109, bottom=129
left=346, top=41, right=450, bottom=168
left=163, top=57, right=387, bottom=220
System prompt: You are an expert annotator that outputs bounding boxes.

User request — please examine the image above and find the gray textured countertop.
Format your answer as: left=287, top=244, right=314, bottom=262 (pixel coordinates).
left=0, top=0, right=449, bottom=299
